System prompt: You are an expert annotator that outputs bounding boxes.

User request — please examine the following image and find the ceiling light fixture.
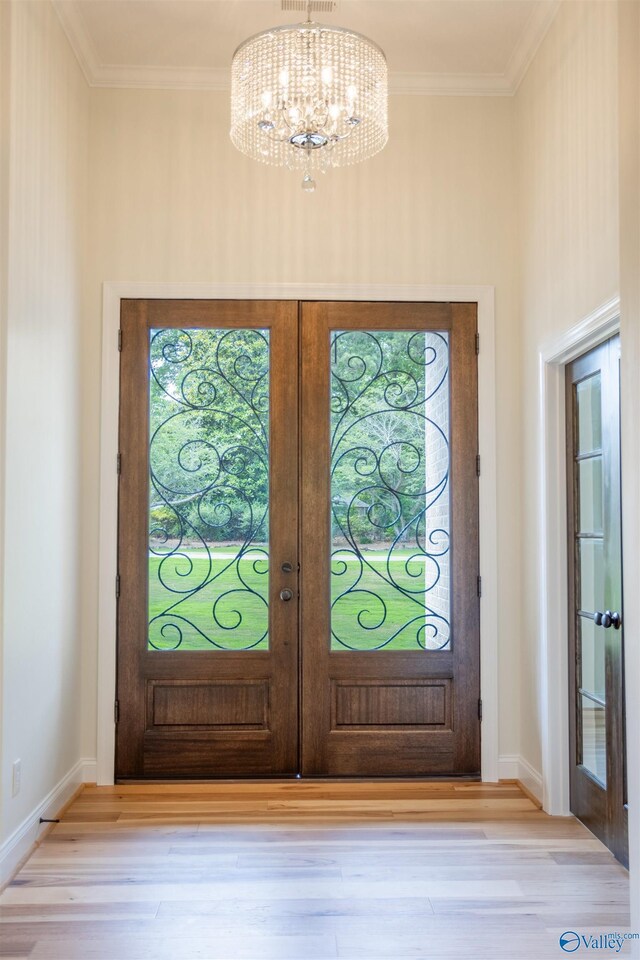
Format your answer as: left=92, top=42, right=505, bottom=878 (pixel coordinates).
left=230, top=1, right=388, bottom=190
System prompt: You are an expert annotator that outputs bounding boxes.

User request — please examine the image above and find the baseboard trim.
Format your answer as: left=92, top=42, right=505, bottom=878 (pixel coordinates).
left=499, top=754, right=543, bottom=804
left=518, top=755, right=544, bottom=805
left=81, top=759, right=97, bottom=785
left=0, top=757, right=96, bottom=887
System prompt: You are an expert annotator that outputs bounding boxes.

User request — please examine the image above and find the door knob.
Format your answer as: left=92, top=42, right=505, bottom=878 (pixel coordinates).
left=594, top=610, right=622, bottom=630
left=279, top=588, right=294, bottom=602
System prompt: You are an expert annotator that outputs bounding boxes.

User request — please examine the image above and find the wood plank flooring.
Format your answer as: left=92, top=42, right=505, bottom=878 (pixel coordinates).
left=0, top=781, right=630, bottom=959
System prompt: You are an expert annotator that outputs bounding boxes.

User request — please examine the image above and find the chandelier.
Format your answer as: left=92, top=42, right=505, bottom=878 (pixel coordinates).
left=230, top=4, right=388, bottom=190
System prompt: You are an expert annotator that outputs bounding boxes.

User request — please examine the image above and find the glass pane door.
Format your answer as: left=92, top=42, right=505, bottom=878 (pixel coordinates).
left=567, top=335, right=627, bottom=866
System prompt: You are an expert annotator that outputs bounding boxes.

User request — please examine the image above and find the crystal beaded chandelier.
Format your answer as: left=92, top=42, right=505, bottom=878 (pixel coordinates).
left=230, top=2, right=388, bottom=190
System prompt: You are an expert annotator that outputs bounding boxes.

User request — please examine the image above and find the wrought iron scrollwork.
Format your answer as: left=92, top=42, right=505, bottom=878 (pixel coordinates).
left=330, top=330, right=451, bottom=651
left=147, top=327, right=270, bottom=650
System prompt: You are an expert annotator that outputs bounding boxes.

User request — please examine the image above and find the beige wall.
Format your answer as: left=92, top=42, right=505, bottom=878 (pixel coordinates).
left=2, top=0, right=633, bottom=855
left=515, top=0, right=619, bottom=775
left=1, top=0, right=88, bottom=845
left=82, top=88, right=522, bottom=764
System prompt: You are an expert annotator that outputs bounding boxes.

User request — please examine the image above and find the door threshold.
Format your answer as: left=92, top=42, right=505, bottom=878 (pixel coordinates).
left=115, top=774, right=483, bottom=784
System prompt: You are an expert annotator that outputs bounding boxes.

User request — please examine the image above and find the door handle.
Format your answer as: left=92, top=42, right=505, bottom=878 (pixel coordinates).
left=279, top=588, right=294, bottom=602
left=594, top=610, right=622, bottom=630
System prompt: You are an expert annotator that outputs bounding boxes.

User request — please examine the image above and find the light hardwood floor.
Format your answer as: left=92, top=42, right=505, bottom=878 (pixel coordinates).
left=0, top=781, right=630, bottom=960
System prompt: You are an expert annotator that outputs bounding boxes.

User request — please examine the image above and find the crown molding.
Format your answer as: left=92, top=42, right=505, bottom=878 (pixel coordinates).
left=53, top=0, right=559, bottom=97
left=504, top=0, right=560, bottom=93
left=391, top=72, right=511, bottom=97
left=87, top=64, right=231, bottom=92
left=53, top=0, right=101, bottom=87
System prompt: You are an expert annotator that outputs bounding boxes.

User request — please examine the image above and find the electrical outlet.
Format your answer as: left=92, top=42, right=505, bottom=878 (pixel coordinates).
left=12, top=759, right=21, bottom=797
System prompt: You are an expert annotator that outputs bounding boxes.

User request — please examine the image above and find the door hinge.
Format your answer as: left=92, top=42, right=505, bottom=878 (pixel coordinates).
left=114, top=700, right=120, bottom=724
left=476, top=454, right=481, bottom=477
left=475, top=332, right=480, bottom=355
left=478, top=698, right=483, bottom=721
left=116, top=453, right=122, bottom=475
left=477, top=575, right=482, bottom=598
left=118, top=329, right=123, bottom=352
left=115, top=574, right=121, bottom=599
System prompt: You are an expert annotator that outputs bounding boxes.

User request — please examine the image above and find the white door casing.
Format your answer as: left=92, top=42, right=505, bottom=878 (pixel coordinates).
left=97, top=282, right=499, bottom=786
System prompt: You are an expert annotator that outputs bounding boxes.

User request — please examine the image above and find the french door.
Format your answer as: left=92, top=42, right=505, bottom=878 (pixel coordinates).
left=115, top=299, right=480, bottom=779
left=566, top=336, right=627, bottom=865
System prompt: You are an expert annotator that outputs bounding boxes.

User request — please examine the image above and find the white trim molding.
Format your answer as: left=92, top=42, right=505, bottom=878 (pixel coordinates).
left=0, top=758, right=96, bottom=887
left=53, top=1, right=558, bottom=97
left=503, top=0, right=559, bottom=94
left=538, top=296, right=620, bottom=816
left=98, top=281, right=499, bottom=785
left=498, top=754, right=543, bottom=803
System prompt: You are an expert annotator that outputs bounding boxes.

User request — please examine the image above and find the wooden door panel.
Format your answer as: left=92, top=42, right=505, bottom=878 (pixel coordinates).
left=116, top=299, right=299, bottom=779
left=147, top=679, right=270, bottom=729
left=331, top=678, right=452, bottom=727
left=300, top=302, right=480, bottom=777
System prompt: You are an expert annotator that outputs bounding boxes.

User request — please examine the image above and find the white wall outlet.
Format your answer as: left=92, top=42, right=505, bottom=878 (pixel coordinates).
left=11, top=759, right=21, bottom=797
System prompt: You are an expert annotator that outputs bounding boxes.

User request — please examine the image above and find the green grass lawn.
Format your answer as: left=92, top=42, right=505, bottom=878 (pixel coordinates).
left=148, top=547, right=448, bottom=652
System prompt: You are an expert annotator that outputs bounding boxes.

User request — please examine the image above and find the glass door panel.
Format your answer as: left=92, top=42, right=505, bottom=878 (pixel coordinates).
left=329, top=330, right=450, bottom=651
left=576, top=375, right=602, bottom=452
left=579, top=538, right=605, bottom=614
left=581, top=694, right=607, bottom=784
left=148, top=327, right=270, bottom=651
left=578, top=458, right=603, bottom=533
left=579, top=616, right=606, bottom=701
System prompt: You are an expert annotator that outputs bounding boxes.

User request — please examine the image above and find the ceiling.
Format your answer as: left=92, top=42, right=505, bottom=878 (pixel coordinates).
left=53, top=0, right=559, bottom=95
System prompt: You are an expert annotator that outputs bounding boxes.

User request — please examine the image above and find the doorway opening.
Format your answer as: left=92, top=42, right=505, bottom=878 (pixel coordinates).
left=115, top=299, right=481, bottom=780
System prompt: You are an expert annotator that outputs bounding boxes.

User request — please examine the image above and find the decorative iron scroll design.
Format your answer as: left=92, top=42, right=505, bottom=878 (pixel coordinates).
left=147, top=328, right=270, bottom=651
left=330, top=330, right=451, bottom=651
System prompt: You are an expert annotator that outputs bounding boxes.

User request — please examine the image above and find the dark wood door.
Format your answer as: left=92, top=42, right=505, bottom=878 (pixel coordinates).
left=116, top=299, right=480, bottom=779
left=300, top=302, right=480, bottom=776
left=567, top=336, right=627, bottom=865
left=116, top=300, right=299, bottom=778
